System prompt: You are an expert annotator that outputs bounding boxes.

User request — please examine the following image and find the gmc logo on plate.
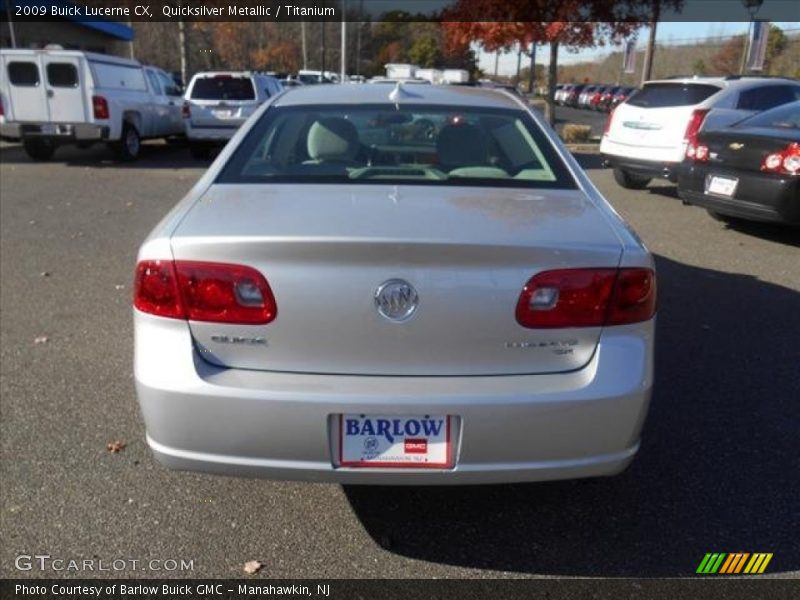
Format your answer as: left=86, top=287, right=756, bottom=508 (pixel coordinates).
left=404, top=438, right=428, bottom=454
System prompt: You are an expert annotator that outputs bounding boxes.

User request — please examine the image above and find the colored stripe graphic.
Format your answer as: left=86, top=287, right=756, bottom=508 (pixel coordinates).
left=698, top=553, right=773, bottom=575
left=697, top=553, right=727, bottom=574
left=744, top=553, right=773, bottom=574
left=720, top=553, right=750, bottom=574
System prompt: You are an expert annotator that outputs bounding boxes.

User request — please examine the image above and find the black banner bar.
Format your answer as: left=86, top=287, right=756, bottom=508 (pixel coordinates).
left=2, top=0, right=800, bottom=22
left=2, top=579, right=799, bottom=600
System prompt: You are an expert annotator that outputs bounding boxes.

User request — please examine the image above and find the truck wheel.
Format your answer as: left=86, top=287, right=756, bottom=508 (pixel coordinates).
left=23, top=139, right=56, bottom=161
left=613, top=167, right=651, bottom=190
left=115, top=123, right=141, bottom=161
left=189, top=144, right=210, bottom=160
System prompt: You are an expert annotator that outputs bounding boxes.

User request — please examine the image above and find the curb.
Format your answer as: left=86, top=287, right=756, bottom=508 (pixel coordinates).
left=565, top=144, right=601, bottom=153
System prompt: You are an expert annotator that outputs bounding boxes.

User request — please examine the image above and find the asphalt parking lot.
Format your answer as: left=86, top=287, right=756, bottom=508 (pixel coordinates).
left=1, top=139, right=798, bottom=581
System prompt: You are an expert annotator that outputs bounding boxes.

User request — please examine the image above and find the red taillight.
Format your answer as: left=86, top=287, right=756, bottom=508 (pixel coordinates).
left=761, top=142, right=800, bottom=176
left=606, top=268, right=657, bottom=326
left=603, top=107, right=616, bottom=136
left=516, top=268, right=656, bottom=329
left=181, top=101, right=191, bottom=119
left=687, top=143, right=709, bottom=161
left=683, top=108, right=709, bottom=149
left=134, top=260, right=277, bottom=325
left=92, top=95, right=109, bottom=120
left=134, top=260, right=184, bottom=319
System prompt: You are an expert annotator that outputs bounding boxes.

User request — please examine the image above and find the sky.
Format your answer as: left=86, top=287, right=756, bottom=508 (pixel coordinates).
left=478, top=21, right=800, bottom=76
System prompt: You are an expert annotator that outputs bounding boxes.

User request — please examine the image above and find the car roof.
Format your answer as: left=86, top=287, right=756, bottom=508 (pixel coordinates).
left=272, top=83, right=524, bottom=109
left=645, top=76, right=798, bottom=90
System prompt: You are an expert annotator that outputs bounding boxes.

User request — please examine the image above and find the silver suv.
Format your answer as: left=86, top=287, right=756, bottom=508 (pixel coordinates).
left=183, top=71, right=283, bottom=159
left=600, top=76, right=800, bottom=189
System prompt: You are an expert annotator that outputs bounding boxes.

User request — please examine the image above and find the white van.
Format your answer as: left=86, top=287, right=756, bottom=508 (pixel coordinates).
left=0, top=48, right=184, bottom=161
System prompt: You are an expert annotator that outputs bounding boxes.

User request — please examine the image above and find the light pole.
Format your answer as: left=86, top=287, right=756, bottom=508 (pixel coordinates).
left=740, top=0, right=764, bottom=74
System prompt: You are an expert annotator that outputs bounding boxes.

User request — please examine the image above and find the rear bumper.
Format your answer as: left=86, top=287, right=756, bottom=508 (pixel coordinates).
left=1, top=122, right=109, bottom=142
left=601, top=152, right=680, bottom=182
left=134, top=311, right=655, bottom=485
left=678, top=163, right=800, bottom=225
left=186, top=122, right=241, bottom=143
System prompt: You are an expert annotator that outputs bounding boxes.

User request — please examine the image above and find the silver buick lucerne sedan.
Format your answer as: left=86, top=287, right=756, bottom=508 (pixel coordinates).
left=134, top=83, right=656, bottom=484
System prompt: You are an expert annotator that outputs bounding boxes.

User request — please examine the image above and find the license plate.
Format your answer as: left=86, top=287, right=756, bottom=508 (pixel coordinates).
left=213, top=109, right=233, bottom=119
left=339, top=414, right=453, bottom=468
left=706, top=175, right=738, bottom=198
left=40, top=123, right=57, bottom=135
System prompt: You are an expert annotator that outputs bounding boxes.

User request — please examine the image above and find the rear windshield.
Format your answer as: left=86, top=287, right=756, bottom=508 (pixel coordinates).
left=191, top=76, right=255, bottom=100
left=7, top=62, right=39, bottom=86
left=628, top=83, right=720, bottom=108
left=217, top=104, right=576, bottom=189
left=737, top=101, right=800, bottom=129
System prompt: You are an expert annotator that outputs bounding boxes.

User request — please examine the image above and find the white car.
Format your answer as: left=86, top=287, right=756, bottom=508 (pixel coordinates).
left=182, top=71, right=283, bottom=159
left=0, top=48, right=184, bottom=161
left=133, top=84, right=657, bottom=485
left=601, top=76, right=800, bottom=189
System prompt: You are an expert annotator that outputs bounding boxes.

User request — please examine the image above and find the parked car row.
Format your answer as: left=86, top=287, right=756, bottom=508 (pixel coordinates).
left=0, top=48, right=285, bottom=161
left=600, top=76, right=800, bottom=225
left=556, top=83, right=636, bottom=112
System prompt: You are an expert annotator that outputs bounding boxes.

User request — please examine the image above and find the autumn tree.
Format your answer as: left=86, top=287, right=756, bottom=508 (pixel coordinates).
left=711, top=25, right=789, bottom=76
left=442, top=0, right=683, bottom=125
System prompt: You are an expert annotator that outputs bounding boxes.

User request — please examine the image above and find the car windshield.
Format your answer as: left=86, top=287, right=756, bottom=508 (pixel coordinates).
left=628, top=83, right=720, bottom=108
left=736, top=101, right=800, bottom=129
left=191, top=76, right=255, bottom=100
left=217, top=104, right=576, bottom=189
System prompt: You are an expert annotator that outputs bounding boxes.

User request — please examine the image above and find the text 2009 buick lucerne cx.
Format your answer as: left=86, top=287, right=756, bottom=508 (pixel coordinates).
left=133, top=83, right=656, bottom=485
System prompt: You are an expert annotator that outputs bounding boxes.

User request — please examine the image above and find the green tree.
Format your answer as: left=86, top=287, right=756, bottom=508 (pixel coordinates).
left=692, top=59, right=707, bottom=75
left=408, top=35, right=441, bottom=67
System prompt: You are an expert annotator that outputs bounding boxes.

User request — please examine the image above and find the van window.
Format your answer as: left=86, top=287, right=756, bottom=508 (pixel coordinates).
left=8, top=62, right=40, bottom=86
left=191, top=76, right=256, bottom=101
left=47, top=63, right=79, bottom=88
left=628, top=83, right=721, bottom=108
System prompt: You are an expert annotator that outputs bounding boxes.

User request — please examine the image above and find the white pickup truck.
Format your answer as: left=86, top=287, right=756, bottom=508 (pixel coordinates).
left=0, top=48, right=184, bottom=161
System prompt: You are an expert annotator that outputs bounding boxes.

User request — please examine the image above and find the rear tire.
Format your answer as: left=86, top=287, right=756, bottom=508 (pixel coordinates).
left=115, top=123, right=141, bottom=161
left=23, top=139, right=56, bottom=161
left=613, top=167, right=651, bottom=190
left=189, top=144, right=211, bottom=160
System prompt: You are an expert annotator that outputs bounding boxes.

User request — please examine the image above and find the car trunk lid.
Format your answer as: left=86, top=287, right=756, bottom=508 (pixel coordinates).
left=170, top=184, right=624, bottom=376
left=700, top=127, right=800, bottom=173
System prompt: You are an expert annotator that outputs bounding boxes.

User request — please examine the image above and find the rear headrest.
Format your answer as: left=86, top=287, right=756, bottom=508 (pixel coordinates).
left=307, top=118, right=359, bottom=162
left=436, top=123, right=489, bottom=167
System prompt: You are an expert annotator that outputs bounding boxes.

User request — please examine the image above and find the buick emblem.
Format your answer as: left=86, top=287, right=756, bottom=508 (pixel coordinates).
left=374, top=279, right=419, bottom=322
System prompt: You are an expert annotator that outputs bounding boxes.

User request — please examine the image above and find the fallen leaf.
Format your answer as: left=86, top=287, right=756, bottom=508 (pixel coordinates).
left=34, top=336, right=49, bottom=344
left=243, top=560, right=263, bottom=575
left=107, top=440, right=126, bottom=453
left=40, top=272, right=50, bottom=277
left=115, top=284, right=125, bottom=290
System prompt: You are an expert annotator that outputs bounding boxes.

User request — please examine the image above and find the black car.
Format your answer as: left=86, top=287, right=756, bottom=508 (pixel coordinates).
left=678, top=101, right=800, bottom=225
